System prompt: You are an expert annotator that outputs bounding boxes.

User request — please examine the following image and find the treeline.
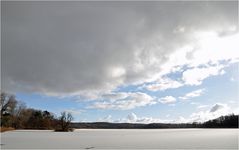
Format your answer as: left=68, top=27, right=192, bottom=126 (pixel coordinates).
left=1, top=92, right=73, bottom=131
left=71, top=115, right=238, bottom=129
left=71, top=122, right=196, bottom=129
left=202, top=114, right=238, bottom=128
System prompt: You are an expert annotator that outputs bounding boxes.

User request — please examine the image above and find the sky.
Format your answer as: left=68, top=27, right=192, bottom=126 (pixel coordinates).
left=2, top=1, right=239, bottom=123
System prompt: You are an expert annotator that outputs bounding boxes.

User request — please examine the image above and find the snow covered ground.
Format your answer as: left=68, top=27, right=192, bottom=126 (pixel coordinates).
left=1, top=129, right=238, bottom=149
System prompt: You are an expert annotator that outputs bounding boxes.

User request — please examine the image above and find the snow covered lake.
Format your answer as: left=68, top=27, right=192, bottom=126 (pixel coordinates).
left=1, top=129, right=238, bottom=149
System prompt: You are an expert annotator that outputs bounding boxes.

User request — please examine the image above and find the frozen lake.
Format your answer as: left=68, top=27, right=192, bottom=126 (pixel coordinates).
left=1, top=129, right=238, bottom=149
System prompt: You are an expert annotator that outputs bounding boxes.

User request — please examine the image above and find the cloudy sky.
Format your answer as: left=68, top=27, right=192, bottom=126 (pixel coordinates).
left=2, top=1, right=239, bottom=123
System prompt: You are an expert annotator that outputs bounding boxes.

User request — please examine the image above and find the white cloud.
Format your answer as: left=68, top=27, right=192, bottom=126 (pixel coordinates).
left=89, top=92, right=156, bottom=110
left=100, top=103, right=237, bottom=123
left=127, top=113, right=138, bottom=122
left=191, top=32, right=239, bottom=66
left=115, top=113, right=173, bottom=124
left=179, top=88, right=205, bottom=100
left=159, top=96, right=176, bottom=104
left=164, top=31, right=239, bottom=71
left=117, top=103, right=236, bottom=123
left=176, top=103, right=237, bottom=123
left=176, top=116, right=189, bottom=124
left=146, top=77, right=183, bottom=91
left=182, top=65, right=225, bottom=86
left=189, top=103, right=232, bottom=122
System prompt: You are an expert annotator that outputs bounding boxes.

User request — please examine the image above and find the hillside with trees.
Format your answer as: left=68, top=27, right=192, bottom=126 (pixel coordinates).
left=202, top=114, right=238, bottom=128
left=1, top=92, right=73, bottom=131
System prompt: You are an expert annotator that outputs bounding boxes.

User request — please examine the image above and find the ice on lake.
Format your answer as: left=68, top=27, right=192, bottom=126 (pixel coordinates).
left=1, top=129, right=238, bottom=149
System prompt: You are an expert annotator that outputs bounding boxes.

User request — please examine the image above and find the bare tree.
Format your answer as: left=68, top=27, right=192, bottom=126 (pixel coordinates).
left=12, top=101, right=27, bottom=128
left=58, top=111, right=73, bottom=131
left=1, top=93, right=16, bottom=115
left=1, top=92, right=18, bottom=126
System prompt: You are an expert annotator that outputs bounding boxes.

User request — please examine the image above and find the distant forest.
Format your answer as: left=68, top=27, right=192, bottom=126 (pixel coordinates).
left=1, top=92, right=238, bottom=130
left=71, top=114, right=238, bottom=129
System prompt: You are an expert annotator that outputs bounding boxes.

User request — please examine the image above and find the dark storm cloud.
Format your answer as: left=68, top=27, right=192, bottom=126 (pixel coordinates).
left=2, top=1, right=237, bottom=96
